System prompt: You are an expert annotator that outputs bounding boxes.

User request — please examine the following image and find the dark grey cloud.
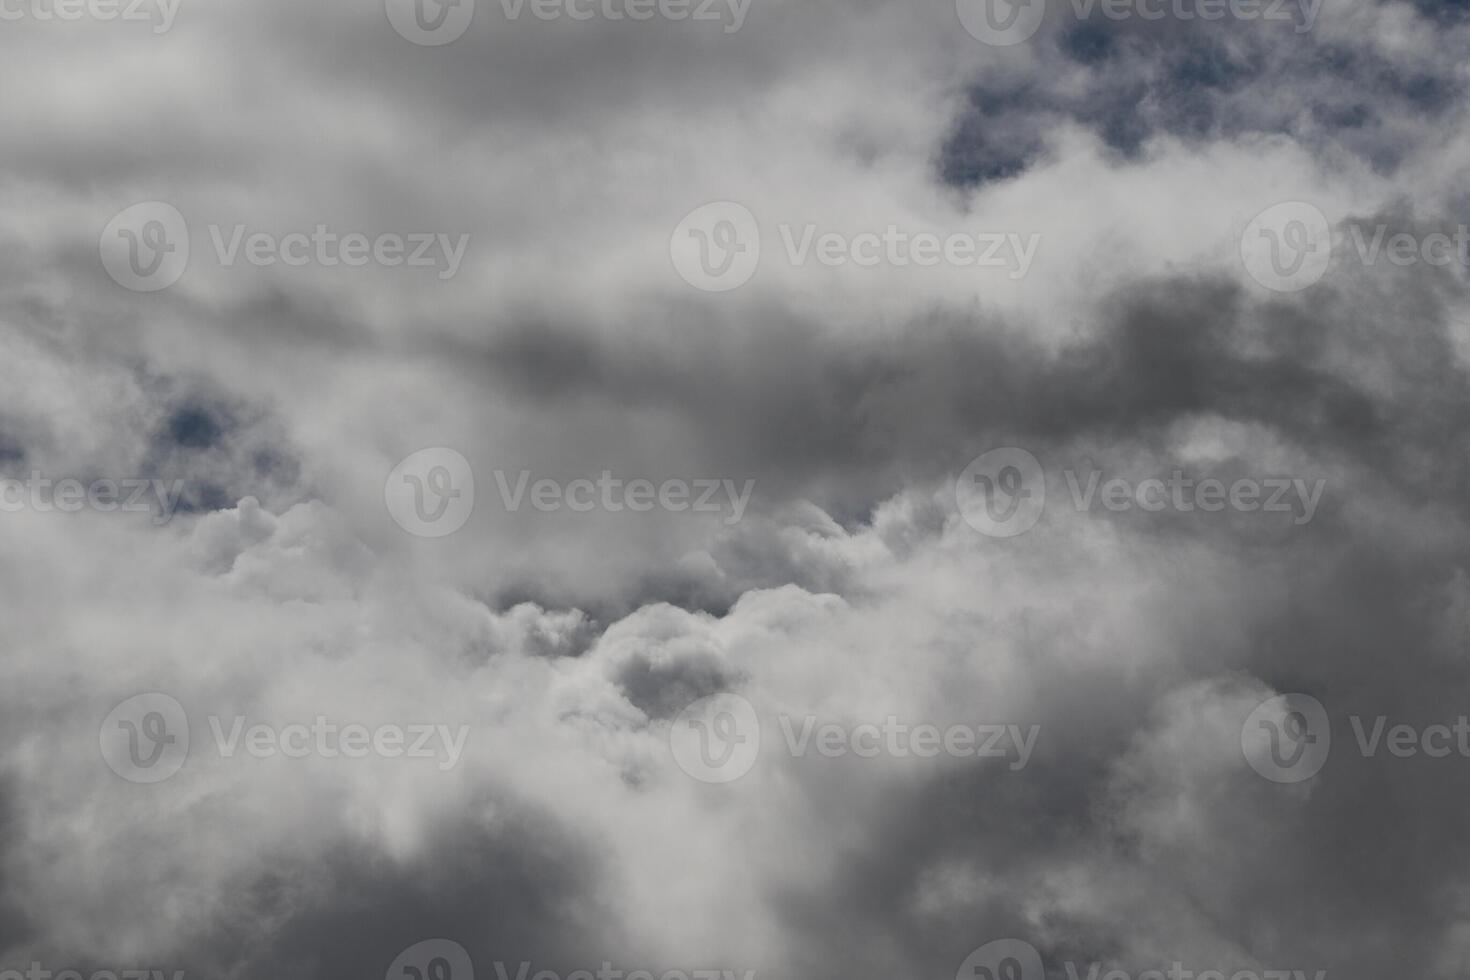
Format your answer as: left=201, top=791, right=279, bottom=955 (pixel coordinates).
left=184, top=802, right=610, bottom=980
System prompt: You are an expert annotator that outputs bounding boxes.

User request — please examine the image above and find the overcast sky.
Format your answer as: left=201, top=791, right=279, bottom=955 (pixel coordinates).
left=2, top=0, right=1470, bottom=977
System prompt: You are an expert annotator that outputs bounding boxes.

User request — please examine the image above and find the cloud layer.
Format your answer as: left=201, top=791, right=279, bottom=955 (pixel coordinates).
left=2, top=0, right=1470, bottom=978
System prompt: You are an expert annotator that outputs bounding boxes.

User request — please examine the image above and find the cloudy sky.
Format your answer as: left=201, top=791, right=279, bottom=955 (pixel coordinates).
left=2, top=0, right=1470, bottom=977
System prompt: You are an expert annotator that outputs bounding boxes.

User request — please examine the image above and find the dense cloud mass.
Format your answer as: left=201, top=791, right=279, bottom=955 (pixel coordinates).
left=2, top=0, right=1470, bottom=978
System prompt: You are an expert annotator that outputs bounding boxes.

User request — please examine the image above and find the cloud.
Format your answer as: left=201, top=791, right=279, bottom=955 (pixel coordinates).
left=3, top=0, right=1470, bottom=976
